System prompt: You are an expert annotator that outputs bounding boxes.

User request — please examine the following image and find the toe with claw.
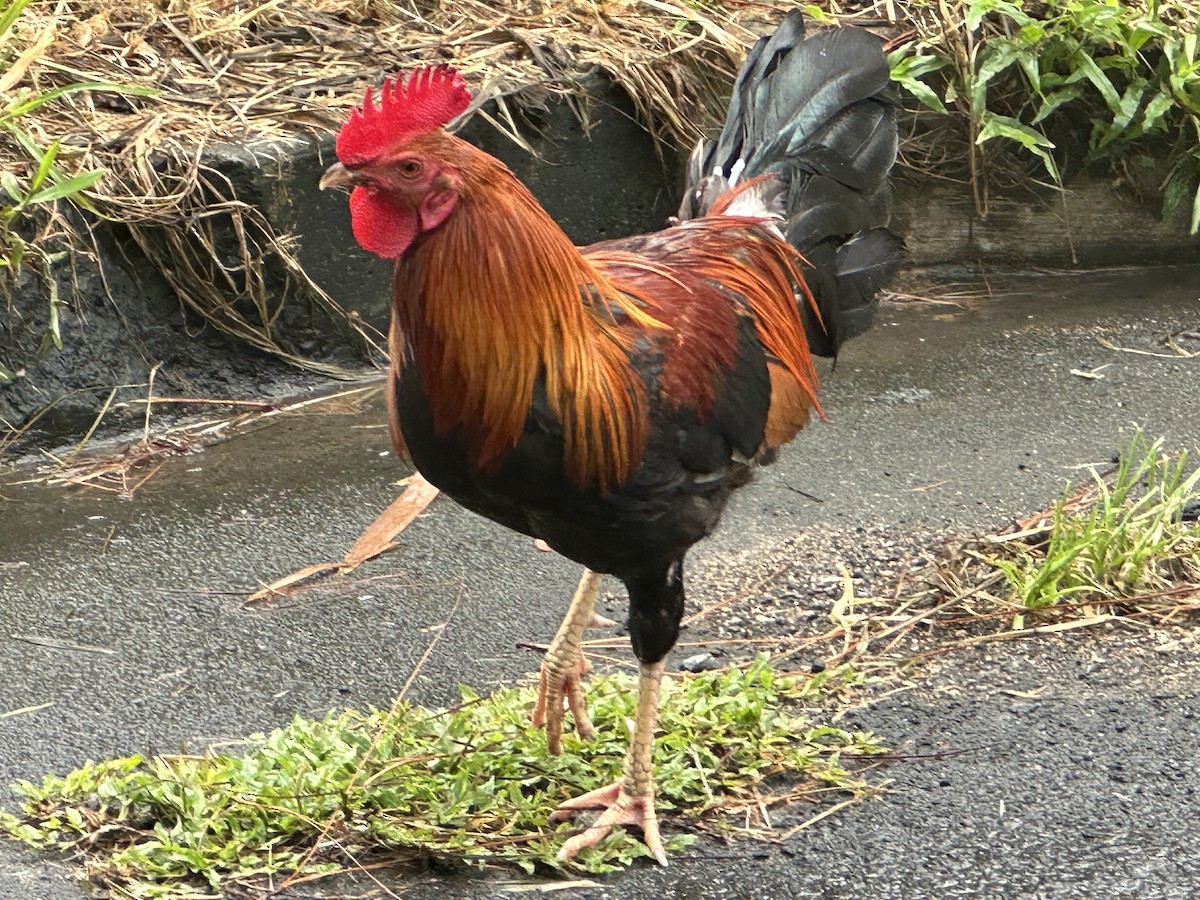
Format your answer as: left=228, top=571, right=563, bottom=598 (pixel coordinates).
left=554, top=781, right=667, bottom=866
left=531, top=570, right=603, bottom=753
left=553, top=660, right=669, bottom=865
left=532, top=643, right=594, bottom=753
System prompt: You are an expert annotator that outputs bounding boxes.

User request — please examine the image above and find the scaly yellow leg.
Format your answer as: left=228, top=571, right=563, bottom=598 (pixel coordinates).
left=555, top=660, right=668, bottom=866
left=532, top=569, right=603, bottom=753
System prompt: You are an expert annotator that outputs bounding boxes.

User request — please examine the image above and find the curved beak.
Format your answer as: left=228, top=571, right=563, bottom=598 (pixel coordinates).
left=319, top=161, right=353, bottom=191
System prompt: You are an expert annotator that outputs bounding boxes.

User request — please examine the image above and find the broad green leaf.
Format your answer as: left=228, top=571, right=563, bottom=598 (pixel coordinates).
left=7, top=123, right=42, bottom=162
left=1017, top=52, right=1041, bottom=95
left=1141, top=90, right=1177, bottom=133
left=975, top=42, right=1023, bottom=91
left=1130, top=20, right=1170, bottom=52
left=965, top=0, right=1032, bottom=32
left=1, top=80, right=155, bottom=125
left=976, top=113, right=1055, bottom=150
left=1038, top=70, right=1071, bottom=91
left=26, top=169, right=105, bottom=205
left=977, top=113, right=1059, bottom=181
left=28, top=138, right=60, bottom=193
left=889, top=48, right=951, bottom=114
left=1169, top=73, right=1200, bottom=116
left=899, top=77, right=948, bottom=114
left=1017, top=22, right=1046, bottom=47
left=1032, top=85, right=1085, bottom=124
left=1067, top=48, right=1122, bottom=113
left=0, top=170, right=24, bottom=202
left=802, top=4, right=833, bottom=25
left=889, top=48, right=949, bottom=82
left=1098, top=77, right=1150, bottom=149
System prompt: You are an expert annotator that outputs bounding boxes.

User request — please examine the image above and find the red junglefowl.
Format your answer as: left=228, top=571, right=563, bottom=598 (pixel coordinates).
left=320, top=10, right=900, bottom=865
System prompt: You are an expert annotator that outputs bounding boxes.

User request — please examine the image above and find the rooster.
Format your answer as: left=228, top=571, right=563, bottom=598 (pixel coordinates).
left=320, top=11, right=899, bottom=865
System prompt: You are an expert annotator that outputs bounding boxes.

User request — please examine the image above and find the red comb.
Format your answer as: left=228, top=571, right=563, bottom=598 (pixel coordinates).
left=336, top=65, right=471, bottom=165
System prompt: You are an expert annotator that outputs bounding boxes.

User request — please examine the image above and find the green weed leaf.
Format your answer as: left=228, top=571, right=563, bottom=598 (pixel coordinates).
left=26, top=169, right=105, bottom=204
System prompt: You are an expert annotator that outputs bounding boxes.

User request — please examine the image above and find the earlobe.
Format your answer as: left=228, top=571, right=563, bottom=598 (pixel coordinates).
left=350, top=187, right=418, bottom=259
left=419, top=189, right=459, bottom=233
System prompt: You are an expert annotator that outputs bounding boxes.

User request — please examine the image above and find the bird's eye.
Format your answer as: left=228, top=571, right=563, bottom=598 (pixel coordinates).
left=399, top=159, right=423, bottom=178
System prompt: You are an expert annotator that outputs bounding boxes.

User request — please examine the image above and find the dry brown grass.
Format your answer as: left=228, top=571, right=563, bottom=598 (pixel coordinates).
left=6, top=0, right=838, bottom=367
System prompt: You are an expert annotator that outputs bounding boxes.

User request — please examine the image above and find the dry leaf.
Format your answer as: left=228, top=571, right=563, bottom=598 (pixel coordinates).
left=339, top=474, right=440, bottom=573
left=246, top=473, right=439, bottom=604
left=1033, top=614, right=1114, bottom=633
left=0, top=28, right=54, bottom=93
left=247, top=562, right=339, bottom=604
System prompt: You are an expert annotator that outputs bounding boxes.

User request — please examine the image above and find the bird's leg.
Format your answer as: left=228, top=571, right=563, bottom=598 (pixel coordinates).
left=553, top=559, right=683, bottom=865
left=555, top=660, right=667, bottom=866
left=532, top=568, right=603, bottom=753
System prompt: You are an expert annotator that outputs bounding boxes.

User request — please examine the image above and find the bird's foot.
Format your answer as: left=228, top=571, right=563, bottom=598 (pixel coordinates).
left=532, top=643, right=594, bottom=753
left=588, top=611, right=617, bottom=628
left=554, top=781, right=667, bottom=866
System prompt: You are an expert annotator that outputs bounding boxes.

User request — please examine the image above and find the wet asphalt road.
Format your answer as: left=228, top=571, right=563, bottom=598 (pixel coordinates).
left=1, top=267, right=1198, bottom=898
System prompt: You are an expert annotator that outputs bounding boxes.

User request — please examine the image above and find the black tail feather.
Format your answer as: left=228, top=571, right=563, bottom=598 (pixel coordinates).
left=679, top=10, right=903, bottom=358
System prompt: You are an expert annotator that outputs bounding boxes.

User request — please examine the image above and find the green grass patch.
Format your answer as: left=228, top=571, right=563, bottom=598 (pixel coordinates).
left=981, top=429, right=1200, bottom=625
left=887, top=0, right=1200, bottom=228
left=823, top=430, right=1200, bottom=662
left=0, top=658, right=883, bottom=898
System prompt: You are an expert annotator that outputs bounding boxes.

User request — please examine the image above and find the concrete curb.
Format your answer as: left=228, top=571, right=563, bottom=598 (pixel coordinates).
left=894, top=173, right=1199, bottom=272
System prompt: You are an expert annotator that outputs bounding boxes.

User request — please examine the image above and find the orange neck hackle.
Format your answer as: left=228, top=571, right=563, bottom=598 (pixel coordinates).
left=391, top=133, right=661, bottom=492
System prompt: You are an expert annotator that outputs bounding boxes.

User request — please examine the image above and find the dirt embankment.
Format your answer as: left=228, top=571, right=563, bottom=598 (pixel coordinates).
left=3, top=2, right=1198, bottom=457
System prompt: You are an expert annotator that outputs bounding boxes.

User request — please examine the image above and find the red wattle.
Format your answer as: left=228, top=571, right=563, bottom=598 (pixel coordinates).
left=349, top=187, right=418, bottom=259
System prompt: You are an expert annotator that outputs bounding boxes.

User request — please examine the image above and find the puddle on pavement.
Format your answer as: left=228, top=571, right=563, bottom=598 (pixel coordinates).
left=1, top=265, right=1197, bottom=563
